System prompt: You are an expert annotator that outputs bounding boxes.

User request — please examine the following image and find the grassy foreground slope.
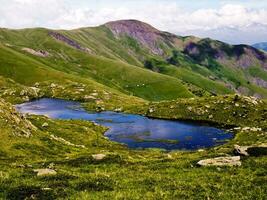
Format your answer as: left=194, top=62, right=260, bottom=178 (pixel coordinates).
left=0, top=95, right=266, bottom=199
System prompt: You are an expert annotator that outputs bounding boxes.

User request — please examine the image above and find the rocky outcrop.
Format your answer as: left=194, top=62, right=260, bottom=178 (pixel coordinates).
left=20, top=87, right=41, bottom=99
left=251, top=77, right=267, bottom=89
left=197, top=156, right=241, bottom=167
left=234, top=145, right=249, bottom=156
left=49, top=32, right=92, bottom=53
left=0, top=98, right=36, bottom=137
left=234, top=144, right=267, bottom=157
left=50, top=134, right=86, bottom=149
left=105, top=20, right=175, bottom=55
left=22, top=48, right=49, bottom=57
left=183, top=40, right=267, bottom=69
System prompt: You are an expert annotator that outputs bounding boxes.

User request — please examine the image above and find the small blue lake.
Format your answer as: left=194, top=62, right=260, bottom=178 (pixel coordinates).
left=16, top=98, right=233, bottom=150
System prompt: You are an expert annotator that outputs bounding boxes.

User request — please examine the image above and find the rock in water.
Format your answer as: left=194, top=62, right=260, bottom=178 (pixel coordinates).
left=197, top=156, right=241, bottom=167
left=34, top=169, right=57, bottom=176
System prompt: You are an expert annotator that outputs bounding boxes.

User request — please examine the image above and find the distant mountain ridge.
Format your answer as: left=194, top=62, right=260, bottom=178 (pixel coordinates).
left=253, top=42, right=267, bottom=51
left=0, top=19, right=267, bottom=99
left=105, top=20, right=266, bottom=69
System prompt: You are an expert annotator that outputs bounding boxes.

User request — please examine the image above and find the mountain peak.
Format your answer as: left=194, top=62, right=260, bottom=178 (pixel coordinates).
left=105, top=19, right=160, bottom=33
left=105, top=19, right=166, bottom=55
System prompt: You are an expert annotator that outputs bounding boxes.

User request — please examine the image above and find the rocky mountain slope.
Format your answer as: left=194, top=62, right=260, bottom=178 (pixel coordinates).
left=0, top=20, right=267, bottom=99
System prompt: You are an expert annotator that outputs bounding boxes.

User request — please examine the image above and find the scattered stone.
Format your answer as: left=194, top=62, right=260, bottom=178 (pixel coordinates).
left=0, top=99, right=37, bottom=137
left=5, top=43, right=12, bottom=47
left=241, top=127, right=262, bottom=132
left=197, top=156, right=241, bottom=167
left=243, top=96, right=260, bottom=105
left=22, top=96, right=30, bottom=102
left=233, top=94, right=240, bottom=101
left=234, top=145, right=249, bottom=156
left=96, top=100, right=104, bottom=105
left=149, top=108, right=154, bottom=113
left=250, top=127, right=262, bottom=132
left=20, top=90, right=27, bottom=96
left=92, top=154, right=106, bottom=160
left=42, top=122, right=49, bottom=127
left=19, top=87, right=40, bottom=98
left=48, top=163, right=55, bottom=169
left=50, top=134, right=86, bottom=148
left=167, top=154, right=173, bottom=159
left=3, top=89, right=16, bottom=96
left=91, top=92, right=98, bottom=96
left=114, top=107, right=123, bottom=112
left=84, top=95, right=96, bottom=101
left=22, top=47, right=49, bottom=57
left=50, top=83, right=57, bottom=88
left=187, top=106, right=192, bottom=111
left=33, top=169, right=57, bottom=176
left=29, top=87, right=40, bottom=97
left=42, top=188, right=52, bottom=191
left=34, top=82, right=40, bottom=87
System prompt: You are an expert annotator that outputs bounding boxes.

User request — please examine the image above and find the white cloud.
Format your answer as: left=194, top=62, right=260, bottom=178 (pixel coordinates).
left=0, top=0, right=266, bottom=44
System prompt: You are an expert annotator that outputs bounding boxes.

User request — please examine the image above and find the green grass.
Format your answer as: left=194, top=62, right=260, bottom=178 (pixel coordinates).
left=1, top=25, right=267, bottom=99
left=0, top=28, right=193, bottom=101
left=159, top=65, right=233, bottom=95
left=0, top=95, right=266, bottom=199
left=148, top=95, right=267, bottom=129
left=248, top=67, right=267, bottom=82
left=0, top=24, right=266, bottom=199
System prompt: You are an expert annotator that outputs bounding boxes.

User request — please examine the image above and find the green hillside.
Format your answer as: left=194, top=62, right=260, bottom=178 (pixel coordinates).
left=0, top=28, right=193, bottom=101
left=1, top=20, right=267, bottom=99
left=0, top=94, right=266, bottom=199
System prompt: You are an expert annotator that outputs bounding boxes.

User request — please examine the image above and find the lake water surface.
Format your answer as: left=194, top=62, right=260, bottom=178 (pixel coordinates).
left=16, top=98, right=233, bottom=150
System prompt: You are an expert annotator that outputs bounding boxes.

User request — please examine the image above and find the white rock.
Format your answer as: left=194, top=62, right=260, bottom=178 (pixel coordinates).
left=42, top=122, right=49, bottom=127
left=92, top=154, right=106, bottom=160
left=234, top=145, right=249, bottom=156
left=197, top=156, right=241, bottom=167
left=34, top=169, right=57, bottom=176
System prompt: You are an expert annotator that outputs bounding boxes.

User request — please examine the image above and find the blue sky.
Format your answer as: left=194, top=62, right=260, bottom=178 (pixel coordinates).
left=0, top=0, right=266, bottom=44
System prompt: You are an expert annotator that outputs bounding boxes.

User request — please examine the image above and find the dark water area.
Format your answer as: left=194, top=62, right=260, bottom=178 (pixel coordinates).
left=16, top=98, right=233, bottom=150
